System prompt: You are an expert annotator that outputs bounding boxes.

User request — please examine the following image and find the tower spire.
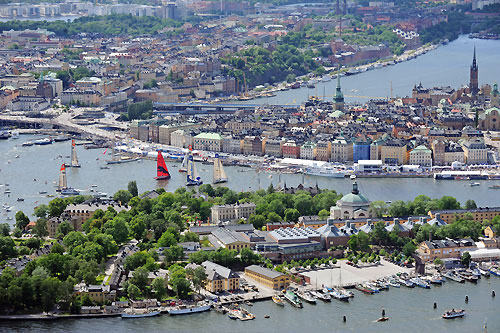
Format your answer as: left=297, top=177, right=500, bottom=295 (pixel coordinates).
left=470, top=46, right=479, bottom=96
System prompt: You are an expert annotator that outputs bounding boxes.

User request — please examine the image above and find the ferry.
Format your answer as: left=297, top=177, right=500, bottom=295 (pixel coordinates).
left=489, top=185, right=500, bottom=189
left=168, top=304, right=211, bottom=315
left=284, top=290, right=303, bottom=308
left=61, top=188, right=80, bottom=196
left=272, top=295, right=285, bottom=306
left=442, top=309, right=466, bottom=319
left=304, top=163, right=347, bottom=178
left=121, top=310, right=161, bottom=318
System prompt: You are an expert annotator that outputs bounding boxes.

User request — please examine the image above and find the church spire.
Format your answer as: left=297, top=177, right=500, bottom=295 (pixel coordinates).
left=471, top=46, right=478, bottom=71
left=470, top=46, right=479, bottom=96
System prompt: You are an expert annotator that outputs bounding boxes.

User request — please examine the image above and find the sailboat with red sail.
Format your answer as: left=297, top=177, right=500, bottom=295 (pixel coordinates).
left=155, top=151, right=171, bottom=180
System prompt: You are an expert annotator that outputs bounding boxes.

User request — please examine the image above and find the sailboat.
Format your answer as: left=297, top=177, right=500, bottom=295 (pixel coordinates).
left=179, top=152, right=189, bottom=172
left=71, top=140, right=80, bottom=168
left=186, top=155, right=203, bottom=186
left=57, top=163, right=67, bottom=192
left=57, top=164, right=80, bottom=195
left=212, top=154, right=228, bottom=184
left=155, top=151, right=171, bottom=180
left=106, top=140, right=139, bottom=165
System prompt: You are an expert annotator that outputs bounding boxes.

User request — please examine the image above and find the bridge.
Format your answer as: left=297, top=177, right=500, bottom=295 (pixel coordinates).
left=153, top=102, right=300, bottom=115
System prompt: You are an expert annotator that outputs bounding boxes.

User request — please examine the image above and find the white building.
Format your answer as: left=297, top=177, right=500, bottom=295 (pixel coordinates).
left=409, top=145, right=432, bottom=167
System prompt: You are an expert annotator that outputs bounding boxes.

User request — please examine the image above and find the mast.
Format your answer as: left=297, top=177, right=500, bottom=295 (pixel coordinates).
left=58, top=164, right=67, bottom=191
left=71, top=140, right=80, bottom=167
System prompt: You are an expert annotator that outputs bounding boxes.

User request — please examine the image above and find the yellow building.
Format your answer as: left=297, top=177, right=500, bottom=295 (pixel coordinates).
left=211, top=227, right=251, bottom=251
left=202, top=261, right=240, bottom=292
left=417, top=239, right=476, bottom=262
left=485, top=226, right=497, bottom=239
left=73, top=284, right=116, bottom=304
left=428, top=207, right=500, bottom=224
left=380, top=140, right=408, bottom=165
left=245, top=265, right=290, bottom=290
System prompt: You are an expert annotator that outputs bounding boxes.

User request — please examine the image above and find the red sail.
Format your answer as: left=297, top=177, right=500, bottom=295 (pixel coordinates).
left=156, top=151, right=170, bottom=179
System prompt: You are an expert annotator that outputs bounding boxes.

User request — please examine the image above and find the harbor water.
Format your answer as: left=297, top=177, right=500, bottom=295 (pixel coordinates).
left=2, top=135, right=500, bottom=224
left=1, top=277, right=499, bottom=332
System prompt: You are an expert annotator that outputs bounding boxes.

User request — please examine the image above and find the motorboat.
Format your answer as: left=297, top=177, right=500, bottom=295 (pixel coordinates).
left=168, top=304, right=211, bottom=315
left=297, top=291, right=316, bottom=304
left=442, top=309, right=466, bottom=319
left=272, top=295, right=285, bottom=306
left=284, top=290, right=303, bottom=308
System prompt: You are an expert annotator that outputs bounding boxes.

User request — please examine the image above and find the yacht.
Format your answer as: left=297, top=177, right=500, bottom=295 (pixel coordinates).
left=442, top=309, right=465, bottom=319
left=305, top=163, right=347, bottom=178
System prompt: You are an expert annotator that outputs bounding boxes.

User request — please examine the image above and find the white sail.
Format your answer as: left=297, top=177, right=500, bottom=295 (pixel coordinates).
left=192, top=160, right=200, bottom=180
left=187, top=159, right=193, bottom=179
left=213, top=156, right=227, bottom=183
left=71, top=141, right=80, bottom=167
left=58, top=165, right=67, bottom=191
left=181, top=153, right=189, bottom=171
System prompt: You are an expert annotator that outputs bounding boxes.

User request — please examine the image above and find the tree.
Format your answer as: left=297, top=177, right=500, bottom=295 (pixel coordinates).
left=240, top=248, right=263, bottom=265
left=56, top=221, right=74, bottom=238
left=186, top=266, right=207, bottom=293
left=48, top=198, right=69, bottom=217
left=63, top=231, right=87, bottom=251
left=0, top=223, right=9, bottom=237
left=124, top=251, right=150, bottom=271
left=51, top=242, right=65, bottom=254
left=461, top=251, right=471, bottom=268
left=131, top=267, right=149, bottom=291
left=293, top=193, right=313, bottom=216
left=113, top=190, right=133, bottom=205
left=158, top=231, right=177, bottom=248
left=249, top=214, right=266, bottom=229
left=318, top=209, right=330, bottom=220
left=465, top=199, right=477, bottom=210
left=163, top=245, right=184, bottom=265
left=40, top=277, right=61, bottom=313
left=402, top=242, right=416, bottom=257
left=284, top=208, right=300, bottom=222
left=388, top=200, right=410, bottom=217
left=129, top=214, right=147, bottom=240
left=25, top=237, right=41, bottom=250
left=433, top=258, right=443, bottom=266
left=152, top=277, right=167, bottom=300
left=371, top=221, right=388, bottom=245
left=127, top=283, right=141, bottom=300
left=168, top=265, right=191, bottom=299
left=128, top=181, right=139, bottom=197
left=103, top=217, right=129, bottom=244
left=0, top=236, right=16, bottom=260
left=369, top=201, right=388, bottom=218
left=33, top=219, right=48, bottom=238
left=438, top=196, right=461, bottom=210
left=15, top=211, right=30, bottom=230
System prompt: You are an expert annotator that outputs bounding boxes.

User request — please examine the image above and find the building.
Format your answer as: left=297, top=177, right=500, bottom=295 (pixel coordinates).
left=478, top=107, right=500, bottom=131
left=428, top=207, right=500, bottom=224
left=300, top=141, right=317, bottom=160
left=157, top=123, right=199, bottom=145
left=409, top=145, right=432, bottom=167
left=193, top=132, right=222, bottom=151
left=264, top=138, right=283, bottom=157
left=63, top=202, right=130, bottom=231
left=417, top=239, right=477, bottom=262
left=244, top=265, right=290, bottom=290
left=60, top=87, right=102, bottom=105
left=461, top=138, right=487, bottom=164
left=380, top=139, right=407, bottom=165
left=282, top=140, right=300, bottom=159
left=201, top=261, right=240, bottom=292
left=333, top=75, right=344, bottom=111
left=73, top=283, right=116, bottom=304
left=210, top=203, right=256, bottom=224
left=316, top=140, right=331, bottom=161
left=353, top=135, right=371, bottom=162
left=330, top=136, right=352, bottom=163
left=470, top=47, right=478, bottom=96
left=330, top=179, right=371, bottom=220
left=211, top=227, right=251, bottom=251
left=242, top=136, right=264, bottom=156
left=491, top=83, right=499, bottom=107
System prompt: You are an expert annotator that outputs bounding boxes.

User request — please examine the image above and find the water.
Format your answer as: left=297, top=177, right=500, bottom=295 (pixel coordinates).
left=1, top=135, right=500, bottom=224
left=0, top=278, right=498, bottom=332
left=238, top=35, right=500, bottom=104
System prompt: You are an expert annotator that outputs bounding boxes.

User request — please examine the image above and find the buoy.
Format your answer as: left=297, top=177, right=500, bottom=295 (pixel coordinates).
left=433, top=302, right=437, bottom=309
left=382, top=309, right=385, bottom=317
left=492, top=290, right=495, bottom=297
left=465, top=295, right=469, bottom=303
left=343, top=315, right=347, bottom=323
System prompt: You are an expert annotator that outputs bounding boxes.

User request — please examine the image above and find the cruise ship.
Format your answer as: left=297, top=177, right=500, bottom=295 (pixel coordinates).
left=305, top=163, right=347, bottom=178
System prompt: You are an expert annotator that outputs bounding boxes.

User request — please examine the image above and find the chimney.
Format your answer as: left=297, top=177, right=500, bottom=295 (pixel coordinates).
left=421, top=217, right=427, bottom=223
left=327, top=218, right=334, bottom=226
left=346, top=221, right=351, bottom=228
left=429, top=231, right=433, bottom=242
left=435, top=213, right=441, bottom=220
left=393, top=218, right=399, bottom=225
left=366, top=219, right=372, bottom=225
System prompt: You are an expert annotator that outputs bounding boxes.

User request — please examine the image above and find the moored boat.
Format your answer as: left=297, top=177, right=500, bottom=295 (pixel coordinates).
left=444, top=272, right=465, bottom=283
left=121, top=310, right=161, bottom=318
left=284, top=290, right=303, bottom=308
left=297, top=291, right=316, bottom=304
left=168, top=304, right=211, bottom=315
left=355, top=284, right=374, bottom=294
left=272, top=295, right=285, bottom=306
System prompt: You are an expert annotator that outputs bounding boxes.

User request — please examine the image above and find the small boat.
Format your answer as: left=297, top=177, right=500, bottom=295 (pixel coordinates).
left=264, top=315, right=270, bottom=319
left=228, top=312, right=238, bottom=320
left=121, top=310, right=161, bottom=318
left=100, top=166, right=110, bottom=170
left=387, top=278, right=401, bottom=288
left=365, top=283, right=380, bottom=293
left=411, top=277, right=430, bottom=289
left=212, top=154, right=228, bottom=184
left=34, top=138, right=52, bottom=145
left=355, top=284, right=374, bottom=294
left=16, top=198, right=24, bottom=202
left=284, top=290, right=303, bottom=308
left=297, top=291, right=316, bottom=304
left=310, top=290, right=331, bottom=302
left=489, top=267, right=500, bottom=276
left=401, top=279, right=415, bottom=288
left=479, top=268, right=490, bottom=277
left=155, top=151, right=171, bottom=180
left=469, top=182, right=480, bottom=186
left=330, top=289, right=349, bottom=302
left=488, top=185, right=500, bottom=189
left=22, top=141, right=33, bottom=146
left=272, top=295, right=284, bottom=306
left=377, top=317, right=389, bottom=322
left=61, top=188, right=80, bottom=196
left=39, top=191, right=47, bottom=194
left=168, top=304, right=211, bottom=315
left=442, top=309, right=466, bottom=319
left=444, top=272, right=465, bottom=283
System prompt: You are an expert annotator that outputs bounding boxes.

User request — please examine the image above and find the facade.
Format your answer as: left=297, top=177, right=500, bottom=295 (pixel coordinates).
left=461, top=139, right=487, bottom=164
left=428, top=207, right=500, bottom=224
left=222, top=135, right=242, bottom=154
left=353, top=136, right=371, bottom=162
left=330, top=136, right=352, bottom=163
left=380, top=140, right=407, bottom=165
left=201, top=261, right=240, bottom=292
left=417, top=239, right=476, bottom=262
left=330, top=180, right=371, bottom=220
left=244, top=265, right=290, bottom=290
left=193, top=132, right=222, bottom=151
left=491, top=83, right=499, bottom=107
left=300, top=141, right=317, bottom=160
left=409, top=145, right=432, bottom=167
left=60, top=87, right=102, bottom=105
left=64, top=202, right=130, bottom=231
left=282, top=140, right=300, bottom=158
left=210, top=203, right=256, bottom=223
left=242, top=136, right=264, bottom=156
left=316, top=140, right=331, bottom=161
left=264, top=138, right=283, bottom=157
left=211, top=227, right=251, bottom=251
left=478, top=107, right=500, bottom=131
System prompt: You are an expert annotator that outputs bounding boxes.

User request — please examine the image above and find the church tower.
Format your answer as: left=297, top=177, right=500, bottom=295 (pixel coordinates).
left=470, top=47, right=479, bottom=96
left=334, top=71, right=344, bottom=111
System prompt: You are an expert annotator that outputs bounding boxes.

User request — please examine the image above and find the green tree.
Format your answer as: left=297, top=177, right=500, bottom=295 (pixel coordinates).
left=48, top=198, right=69, bottom=217
left=33, top=219, right=48, bottom=238
left=56, top=221, right=74, bottom=238
left=128, top=181, right=139, bottom=197
left=15, top=211, right=30, bottom=230
left=25, top=237, right=41, bottom=250
left=131, top=267, right=149, bottom=291
left=158, top=231, right=177, bottom=248
left=152, top=277, right=167, bottom=300
left=461, top=251, right=471, bottom=267
left=103, top=217, right=129, bottom=244
left=318, top=209, right=330, bottom=220
left=168, top=264, right=191, bottom=299
left=0, top=223, right=10, bottom=236
left=465, top=199, right=477, bottom=210
left=248, top=214, right=266, bottom=229
left=186, top=266, right=207, bottom=293
left=129, top=214, right=147, bottom=240
left=0, top=236, right=16, bottom=260
left=164, top=245, right=184, bottom=265
left=371, top=221, right=389, bottom=245
left=369, top=201, right=388, bottom=218
left=50, top=242, right=65, bottom=254
left=127, top=283, right=141, bottom=300
left=113, top=190, right=133, bottom=205
left=284, top=208, right=300, bottom=222
left=402, top=242, right=416, bottom=257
